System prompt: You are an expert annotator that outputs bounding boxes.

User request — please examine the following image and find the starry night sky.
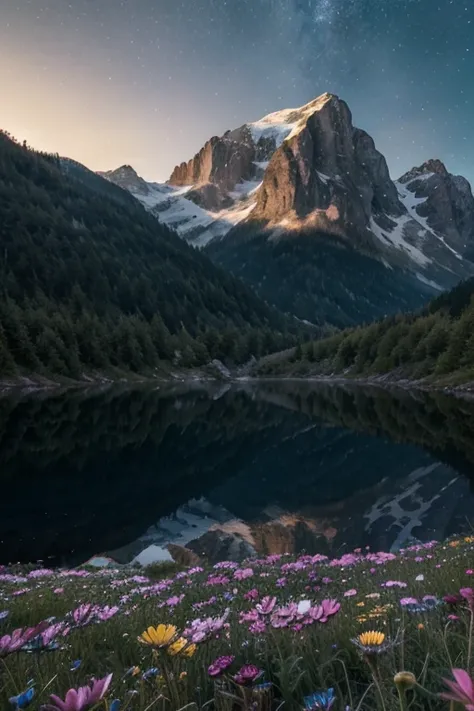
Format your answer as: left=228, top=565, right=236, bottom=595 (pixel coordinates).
left=2, top=0, right=473, bottom=183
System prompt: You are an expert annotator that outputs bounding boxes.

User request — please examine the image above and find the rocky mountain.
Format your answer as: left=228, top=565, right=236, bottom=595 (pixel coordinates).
left=101, top=92, right=474, bottom=326
left=396, top=159, right=474, bottom=259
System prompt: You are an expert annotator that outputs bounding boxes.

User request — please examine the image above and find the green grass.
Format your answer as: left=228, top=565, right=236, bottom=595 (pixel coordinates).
left=1, top=537, right=474, bottom=710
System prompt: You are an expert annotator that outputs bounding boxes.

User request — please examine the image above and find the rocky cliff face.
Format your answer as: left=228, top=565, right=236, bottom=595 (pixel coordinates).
left=252, top=94, right=402, bottom=234
left=168, top=135, right=256, bottom=193
left=396, top=159, right=474, bottom=256
left=100, top=92, right=474, bottom=325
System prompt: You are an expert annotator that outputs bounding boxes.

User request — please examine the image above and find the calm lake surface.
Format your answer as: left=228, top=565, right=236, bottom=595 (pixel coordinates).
left=1, top=381, right=474, bottom=567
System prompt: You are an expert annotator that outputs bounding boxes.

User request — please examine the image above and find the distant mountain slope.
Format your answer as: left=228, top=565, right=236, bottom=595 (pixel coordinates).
left=0, top=132, right=302, bottom=379
left=101, top=93, right=474, bottom=328
left=259, top=277, right=474, bottom=385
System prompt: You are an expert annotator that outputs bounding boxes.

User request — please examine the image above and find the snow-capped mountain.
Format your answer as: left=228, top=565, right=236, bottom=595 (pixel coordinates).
left=101, top=93, right=474, bottom=288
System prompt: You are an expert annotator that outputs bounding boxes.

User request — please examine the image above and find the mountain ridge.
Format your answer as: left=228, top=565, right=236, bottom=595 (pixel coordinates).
left=99, top=92, right=474, bottom=328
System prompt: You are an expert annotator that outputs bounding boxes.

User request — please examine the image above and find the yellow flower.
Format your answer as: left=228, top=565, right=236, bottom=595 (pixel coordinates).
left=356, top=602, right=365, bottom=608
left=465, top=536, right=474, bottom=543
left=449, top=540, right=460, bottom=548
left=417, top=623, right=424, bottom=630
left=138, top=624, right=178, bottom=648
left=358, top=631, right=385, bottom=647
left=179, top=672, right=188, bottom=680
left=168, top=637, right=196, bottom=657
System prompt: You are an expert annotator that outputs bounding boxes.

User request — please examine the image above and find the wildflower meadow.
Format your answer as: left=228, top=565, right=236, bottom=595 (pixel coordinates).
left=1, top=537, right=474, bottom=710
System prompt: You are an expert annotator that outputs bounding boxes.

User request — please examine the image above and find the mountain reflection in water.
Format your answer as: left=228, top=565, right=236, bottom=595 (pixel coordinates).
left=1, top=382, right=473, bottom=567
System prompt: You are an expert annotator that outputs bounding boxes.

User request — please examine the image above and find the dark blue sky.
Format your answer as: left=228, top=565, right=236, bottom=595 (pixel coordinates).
left=2, top=0, right=473, bottom=182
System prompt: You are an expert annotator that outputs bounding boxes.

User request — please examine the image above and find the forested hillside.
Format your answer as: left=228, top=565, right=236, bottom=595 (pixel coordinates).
left=0, top=133, right=303, bottom=379
left=259, top=277, right=474, bottom=385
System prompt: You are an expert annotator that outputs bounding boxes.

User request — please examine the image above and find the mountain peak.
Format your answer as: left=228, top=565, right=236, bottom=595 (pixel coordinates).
left=99, top=164, right=150, bottom=195
left=398, top=159, right=449, bottom=185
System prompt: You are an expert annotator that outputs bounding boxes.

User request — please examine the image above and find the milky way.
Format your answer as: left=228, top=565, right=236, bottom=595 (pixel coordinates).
left=2, top=0, right=473, bottom=183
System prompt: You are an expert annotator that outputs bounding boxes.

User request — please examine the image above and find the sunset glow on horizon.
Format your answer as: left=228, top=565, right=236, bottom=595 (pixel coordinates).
left=3, top=0, right=474, bottom=184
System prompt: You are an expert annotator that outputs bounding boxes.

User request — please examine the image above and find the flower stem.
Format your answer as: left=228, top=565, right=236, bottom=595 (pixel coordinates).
left=366, top=657, right=387, bottom=711
left=468, top=608, right=474, bottom=669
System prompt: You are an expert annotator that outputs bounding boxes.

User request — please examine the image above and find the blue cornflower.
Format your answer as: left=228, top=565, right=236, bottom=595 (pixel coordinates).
left=9, top=687, right=34, bottom=709
left=304, top=688, right=335, bottom=711
left=142, top=667, right=160, bottom=680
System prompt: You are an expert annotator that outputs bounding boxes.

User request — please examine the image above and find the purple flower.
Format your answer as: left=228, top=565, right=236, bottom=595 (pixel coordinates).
left=244, top=589, right=259, bottom=601
left=184, top=611, right=229, bottom=643
left=28, top=569, right=54, bottom=578
left=255, top=596, right=277, bottom=615
left=206, top=575, right=229, bottom=586
left=233, top=664, right=263, bottom=686
left=344, top=589, right=357, bottom=597
left=96, top=606, right=119, bottom=622
left=234, top=568, right=254, bottom=581
left=23, top=623, right=66, bottom=652
left=213, top=561, right=238, bottom=570
left=208, top=655, right=235, bottom=678
left=42, top=674, right=112, bottom=711
left=440, top=669, right=474, bottom=709
left=71, top=604, right=96, bottom=627
left=460, top=588, right=474, bottom=609
left=444, top=594, right=463, bottom=605
left=240, top=610, right=259, bottom=624
left=0, top=622, right=48, bottom=657
left=249, top=621, right=266, bottom=634
left=382, top=581, right=407, bottom=588
left=319, top=599, right=341, bottom=622
left=0, top=611, right=9, bottom=620
left=400, top=597, right=418, bottom=606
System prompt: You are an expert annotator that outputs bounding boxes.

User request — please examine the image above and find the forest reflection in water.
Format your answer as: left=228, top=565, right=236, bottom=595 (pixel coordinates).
left=1, top=381, right=473, bottom=567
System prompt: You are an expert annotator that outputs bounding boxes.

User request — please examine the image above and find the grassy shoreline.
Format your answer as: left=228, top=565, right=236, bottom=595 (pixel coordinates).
left=2, top=538, right=474, bottom=710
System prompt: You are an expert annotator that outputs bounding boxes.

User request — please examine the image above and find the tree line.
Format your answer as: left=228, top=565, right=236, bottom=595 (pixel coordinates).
left=0, top=132, right=307, bottom=379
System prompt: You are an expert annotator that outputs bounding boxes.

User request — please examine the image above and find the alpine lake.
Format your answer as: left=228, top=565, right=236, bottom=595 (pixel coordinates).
left=1, top=380, right=474, bottom=568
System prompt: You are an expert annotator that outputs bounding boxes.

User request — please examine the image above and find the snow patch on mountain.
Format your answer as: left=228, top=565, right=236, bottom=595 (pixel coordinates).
left=395, top=180, right=463, bottom=261
left=369, top=216, right=431, bottom=267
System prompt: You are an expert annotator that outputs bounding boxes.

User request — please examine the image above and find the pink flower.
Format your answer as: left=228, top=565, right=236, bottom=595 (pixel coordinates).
left=233, top=568, right=254, bottom=581
left=344, top=589, right=357, bottom=597
left=96, top=606, right=119, bottom=622
left=72, top=604, right=95, bottom=627
left=383, top=581, right=407, bottom=588
left=208, top=655, right=234, bottom=678
left=467, top=570, right=474, bottom=576
left=319, top=599, right=341, bottom=622
left=400, top=597, right=418, bottom=606
left=249, top=620, right=266, bottom=634
left=240, top=610, right=259, bottom=624
left=244, top=589, right=259, bottom=601
left=166, top=595, right=184, bottom=607
left=206, top=575, right=229, bottom=586
left=448, top=614, right=460, bottom=621
left=441, top=669, right=474, bottom=710
left=256, top=596, right=277, bottom=615
left=54, top=588, right=64, bottom=595
left=233, top=665, right=262, bottom=686
left=42, top=674, right=112, bottom=710
left=0, top=622, right=48, bottom=657
left=460, top=588, right=474, bottom=610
